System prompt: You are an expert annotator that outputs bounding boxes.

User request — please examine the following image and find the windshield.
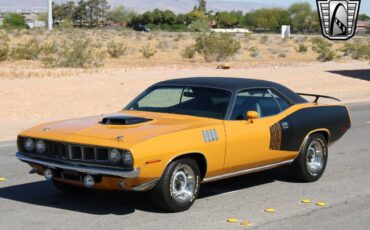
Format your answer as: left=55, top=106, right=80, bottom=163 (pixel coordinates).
left=125, top=86, right=231, bottom=119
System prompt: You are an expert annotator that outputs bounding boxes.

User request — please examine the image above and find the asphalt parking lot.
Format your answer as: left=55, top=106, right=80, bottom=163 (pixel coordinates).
left=0, top=102, right=369, bottom=230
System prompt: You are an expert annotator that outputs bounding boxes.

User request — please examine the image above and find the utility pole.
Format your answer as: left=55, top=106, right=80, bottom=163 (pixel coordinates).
left=48, top=0, right=53, bottom=31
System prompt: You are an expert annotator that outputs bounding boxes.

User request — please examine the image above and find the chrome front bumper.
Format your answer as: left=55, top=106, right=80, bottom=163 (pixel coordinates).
left=16, top=152, right=140, bottom=178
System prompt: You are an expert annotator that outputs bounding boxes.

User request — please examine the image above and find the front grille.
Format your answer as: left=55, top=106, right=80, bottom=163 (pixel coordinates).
left=18, top=137, right=127, bottom=168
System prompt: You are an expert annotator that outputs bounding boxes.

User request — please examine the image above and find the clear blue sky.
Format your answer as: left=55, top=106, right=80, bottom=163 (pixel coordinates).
left=222, top=0, right=369, bottom=15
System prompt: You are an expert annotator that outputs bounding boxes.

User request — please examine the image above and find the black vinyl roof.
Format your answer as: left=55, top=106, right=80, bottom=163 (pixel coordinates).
left=155, top=77, right=307, bottom=104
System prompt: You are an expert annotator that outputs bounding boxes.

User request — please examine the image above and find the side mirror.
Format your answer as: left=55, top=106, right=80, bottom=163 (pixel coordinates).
left=246, top=111, right=259, bottom=122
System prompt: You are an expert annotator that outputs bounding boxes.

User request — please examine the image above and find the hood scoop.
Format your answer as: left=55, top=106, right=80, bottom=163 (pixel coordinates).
left=101, top=115, right=152, bottom=125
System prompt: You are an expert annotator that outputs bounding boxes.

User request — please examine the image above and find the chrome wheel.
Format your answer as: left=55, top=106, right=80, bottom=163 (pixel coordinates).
left=306, top=139, right=326, bottom=175
left=170, top=163, right=196, bottom=203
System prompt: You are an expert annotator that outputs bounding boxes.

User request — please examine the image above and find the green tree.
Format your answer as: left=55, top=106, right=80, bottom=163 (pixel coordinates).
left=152, top=9, right=164, bottom=24
left=163, top=10, right=177, bottom=25
left=197, top=0, right=207, bottom=13
left=188, top=19, right=209, bottom=32
left=73, top=0, right=88, bottom=26
left=244, top=8, right=291, bottom=31
left=216, top=11, right=239, bottom=28
left=85, top=0, right=110, bottom=27
left=107, top=6, right=136, bottom=25
left=142, top=11, right=154, bottom=24
left=288, top=2, right=313, bottom=33
left=53, top=1, right=75, bottom=23
left=358, top=14, right=370, bottom=21
left=2, top=13, right=27, bottom=29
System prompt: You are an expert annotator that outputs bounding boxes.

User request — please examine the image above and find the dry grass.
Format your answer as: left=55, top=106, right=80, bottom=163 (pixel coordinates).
left=0, top=29, right=369, bottom=79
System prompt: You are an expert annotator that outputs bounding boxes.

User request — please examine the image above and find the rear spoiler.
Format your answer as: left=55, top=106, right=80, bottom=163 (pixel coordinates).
left=297, top=93, right=341, bottom=103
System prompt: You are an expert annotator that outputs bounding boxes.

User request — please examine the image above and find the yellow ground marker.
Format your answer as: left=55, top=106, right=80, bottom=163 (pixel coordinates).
left=264, top=208, right=275, bottom=213
left=301, top=199, right=312, bottom=204
left=367, top=121, right=370, bottom=124
left=240, top=221, right=253, bottom=227
left=227, top=218, right=239, bottom=223
left=0, top=177, right=6, bottom=181
left=315, top=202, right=326, bottom=207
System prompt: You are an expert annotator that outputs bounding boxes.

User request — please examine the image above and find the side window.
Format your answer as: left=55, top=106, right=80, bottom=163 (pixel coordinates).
left=231, top=89, right=281, bottom=120
left=270, top=89, right=292, bottom=111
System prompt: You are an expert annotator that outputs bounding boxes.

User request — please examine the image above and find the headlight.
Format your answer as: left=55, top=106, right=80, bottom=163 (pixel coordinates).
left=109, top=148, right=122, bottom=163
left=23, top=138, right=35, bottom=152
left=36, top=140, right=46, bottom=154
left=122, top=151, right=133, bottom=167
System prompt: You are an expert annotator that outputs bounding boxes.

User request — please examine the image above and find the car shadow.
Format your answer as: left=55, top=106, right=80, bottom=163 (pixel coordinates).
left=328, top=69, right=370, bottom=82
left=0, top=167, right=297, bottom=215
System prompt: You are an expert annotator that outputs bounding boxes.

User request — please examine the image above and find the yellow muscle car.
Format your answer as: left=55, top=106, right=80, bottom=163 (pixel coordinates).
left=16, top=77, right=351, bottom=212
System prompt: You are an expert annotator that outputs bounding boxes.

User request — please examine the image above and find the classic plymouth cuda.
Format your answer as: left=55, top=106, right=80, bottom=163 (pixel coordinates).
left=16, top=77, right=351, bottom=212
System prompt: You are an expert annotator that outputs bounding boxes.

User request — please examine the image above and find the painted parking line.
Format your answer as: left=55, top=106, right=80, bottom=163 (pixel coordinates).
left=226, top=218, right=238, bottom=223
left=264, top=208, right=275, bottom=213
left=240, top=221, right=253, bottom=227
left=315, top=202, right=327, bottom=207
left=0, top=177, right=7, bottom=181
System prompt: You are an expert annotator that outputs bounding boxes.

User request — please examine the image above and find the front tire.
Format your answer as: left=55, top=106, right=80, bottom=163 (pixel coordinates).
left=291, top=133, right=328, bottom=182
left=150, top=158, right=201, bottom=212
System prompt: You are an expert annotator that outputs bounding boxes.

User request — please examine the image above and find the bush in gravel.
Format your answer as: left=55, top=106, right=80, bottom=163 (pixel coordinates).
left=107, top=41, right=127, bottom=58
left=249, top=47, right=259, bottom=58
left=0, top=32, right=10, bottom=61
left=296, top=43, right=308, bottom=53
left=180, top=45, right=197, bottom=59
left=311, top=38, right=335, bottom=62
left=41, top=36, right=104, bottom=68
left=174, top=33, right=183, bottom=42
left=340, top=39, right=370, bottom=60
left=140, top=45, right=157, bottom=58
left=260, top=35, right=268, bottom=44
left=10, top=38, right=41, bottom=60
left=278, top=51, right=287, bottom=58
left=194, top=32, right=241, bottom=62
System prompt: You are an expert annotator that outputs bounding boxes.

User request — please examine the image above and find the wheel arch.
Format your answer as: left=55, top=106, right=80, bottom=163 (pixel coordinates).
left=167, top=152, right=208, bottom=180
left=299, top=128, right=330, bottom=152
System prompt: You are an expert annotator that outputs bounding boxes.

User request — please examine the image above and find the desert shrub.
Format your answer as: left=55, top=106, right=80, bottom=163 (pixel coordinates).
left=60, top=18, right=74, bottom=29
left=260, top=36, right=268, bottom=44
left=2, top=13, right=27, bottom=29
left=41, top=36, right=104, bottom=68
left=194, top=32, right=241, bottom=62
left=311, top=38, right=335, bottom=62
left=174, top=34, right=183, bottom=42
left=249, top=47, right=259, bottom=58
left=244, top=32, right=252, bottom=42
left=180, top=45, right=197, bottom=59
left=10, top=38, right=41, bottom=60
left=140, top=45, right=157, bottom=58
left=188, top=19, right=210, bottom=32
left=278, top=51, right=287, bottom=58
left=0, top=32, right=10, bottom=61
left=340, top=40, right=370, bottom=60
left=107, top=41, right=127, bottom=58
left=296, top=43, right=308, bottom=53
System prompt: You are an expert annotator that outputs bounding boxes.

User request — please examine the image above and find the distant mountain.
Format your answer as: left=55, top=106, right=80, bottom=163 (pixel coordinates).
left=0, top=0, right=279, bottom=13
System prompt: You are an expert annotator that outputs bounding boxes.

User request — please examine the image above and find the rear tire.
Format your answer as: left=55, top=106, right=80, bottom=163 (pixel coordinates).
left=150, top=158, right=201, bottom=212
left=291, top=133, right=328, bottom=182
left=52, top=180, right=88, bottom=194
